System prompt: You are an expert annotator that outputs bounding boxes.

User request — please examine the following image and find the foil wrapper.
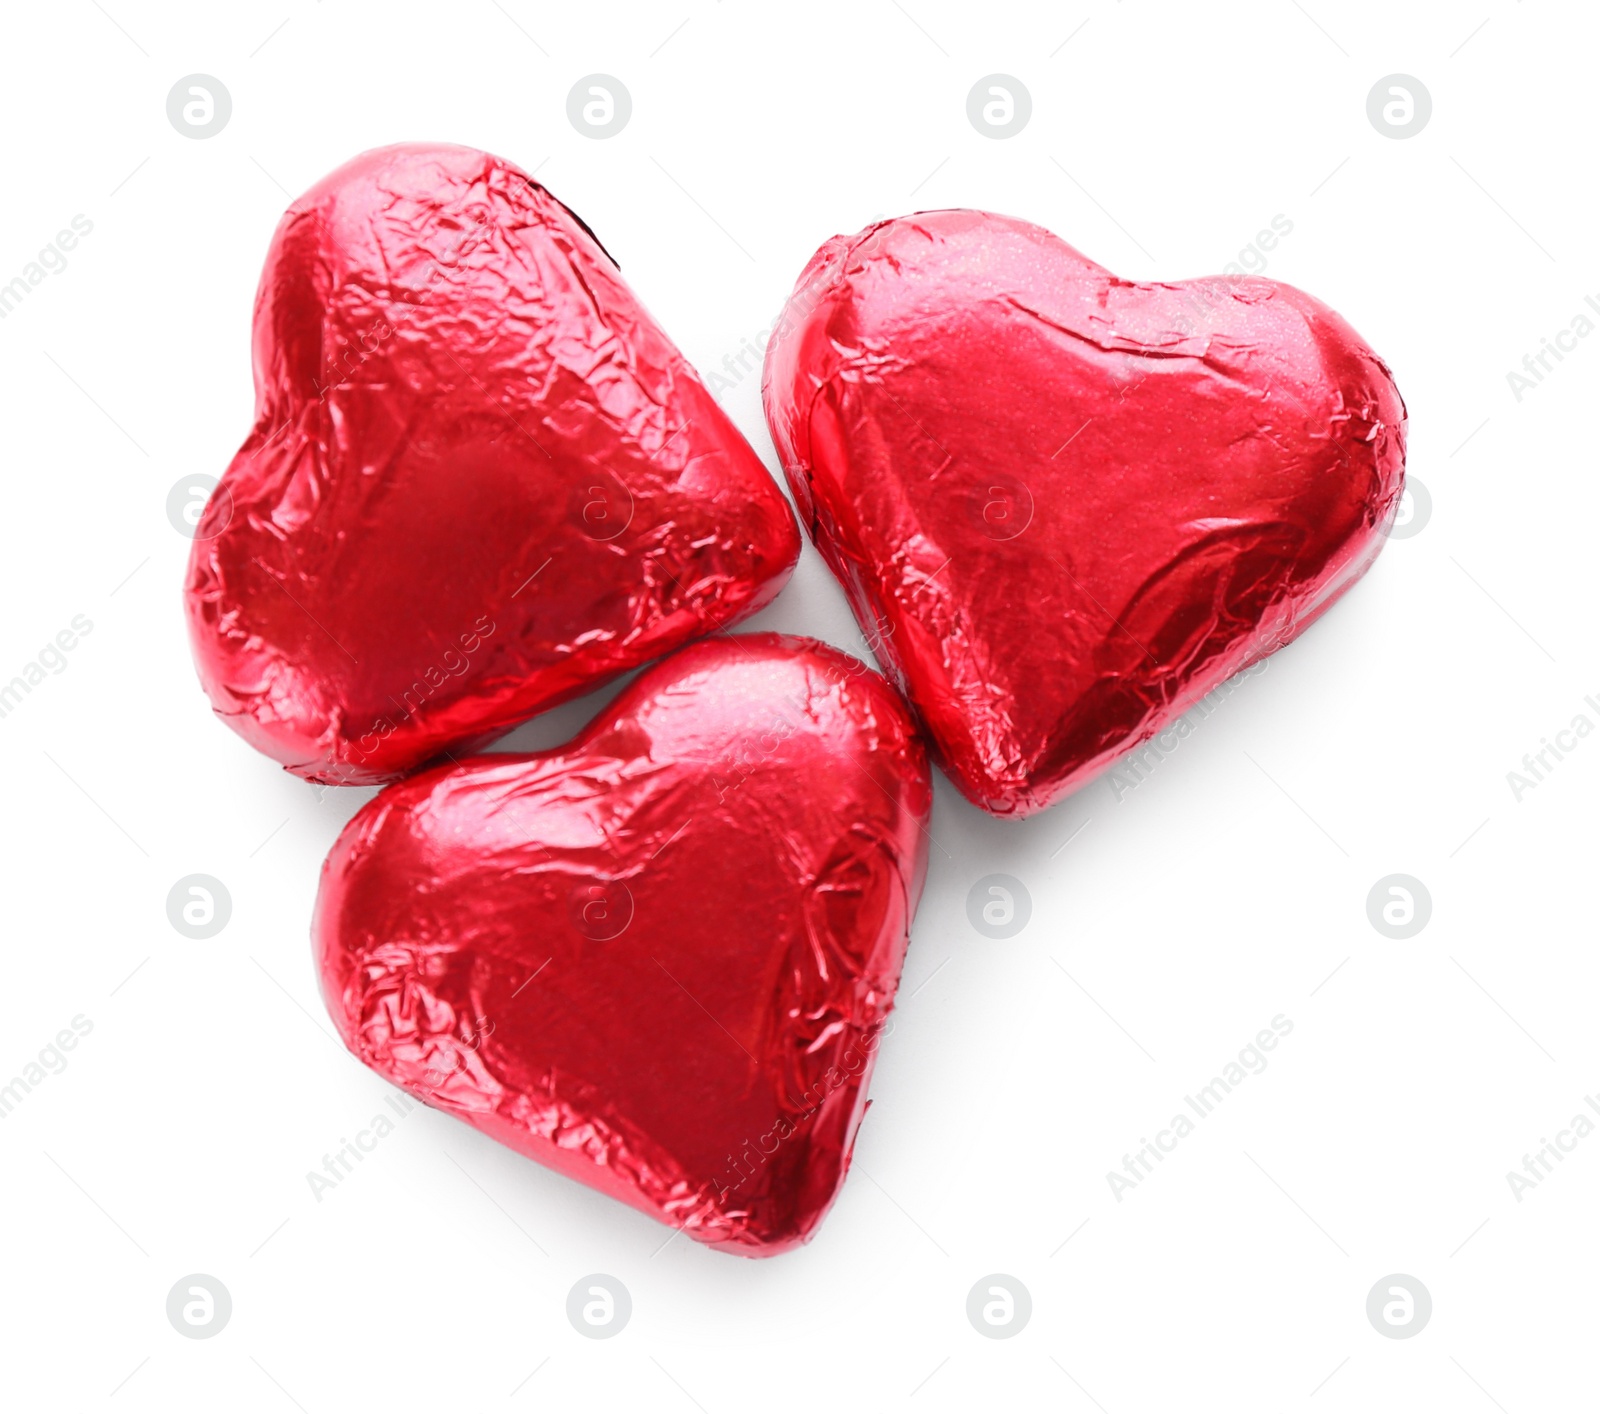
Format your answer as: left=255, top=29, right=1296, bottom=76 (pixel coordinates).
left=763, top=210, right=1407, bottom=815
left=186, top=143, right=799, bottom=785
left=313, top=634, right=931, bottom=1256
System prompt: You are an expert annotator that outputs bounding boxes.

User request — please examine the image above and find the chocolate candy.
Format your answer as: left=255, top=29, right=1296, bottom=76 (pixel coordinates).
left=313, top=634, right=930, bottom=1255
left=764, top=210, right=1406, bottom=815
left=186, top=144, right=798, bottom=785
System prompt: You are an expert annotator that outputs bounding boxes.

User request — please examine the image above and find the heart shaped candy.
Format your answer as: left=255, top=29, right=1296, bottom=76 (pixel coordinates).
left=187, top=144, right=799, bottom=785
left=312, top=634, right=930, bottom=1256
left=764, top=210, right=1407, bottom=815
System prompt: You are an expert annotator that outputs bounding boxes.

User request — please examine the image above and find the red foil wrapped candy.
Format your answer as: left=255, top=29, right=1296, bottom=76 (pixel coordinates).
left=186, top=143, right=799, bottom=785
left=763, top=210, right=1407, bottom=816
left=313, top=634, right=931, bottom=1256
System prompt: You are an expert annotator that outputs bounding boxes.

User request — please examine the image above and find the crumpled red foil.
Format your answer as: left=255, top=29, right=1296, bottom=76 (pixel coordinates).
left=763, top=210, right=1407, bottom=816
left=312, top=634, right=930, bottom=1256
left=186, top=143, right=799, bottom=786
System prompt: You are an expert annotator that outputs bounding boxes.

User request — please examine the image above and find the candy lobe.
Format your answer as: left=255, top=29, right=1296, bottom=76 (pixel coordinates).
left=764, top=210, right=1406, bottom=816
left=186, top=144, right=799, bottom=785
left=313, top=634, right=930, bottom=1255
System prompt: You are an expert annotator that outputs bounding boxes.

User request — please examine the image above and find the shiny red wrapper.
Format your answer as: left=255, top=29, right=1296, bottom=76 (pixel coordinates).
left=764, top=210, right=1407, bottom=816
left=313, top=634, right=931, bottom=1256
left=186, top=144, right=799, bottom=785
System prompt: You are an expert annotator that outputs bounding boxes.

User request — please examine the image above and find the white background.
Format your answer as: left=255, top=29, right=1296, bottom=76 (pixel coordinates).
left=1, top=1, right=1595, bottom=1408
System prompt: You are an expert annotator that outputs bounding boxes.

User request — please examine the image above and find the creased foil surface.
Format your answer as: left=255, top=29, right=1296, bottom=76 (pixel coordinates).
left=763, top=209, right=1407, bottom=815
left=313, top=634, right=931, bottom=1256
left=187, top=143, right=799, bottom=785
